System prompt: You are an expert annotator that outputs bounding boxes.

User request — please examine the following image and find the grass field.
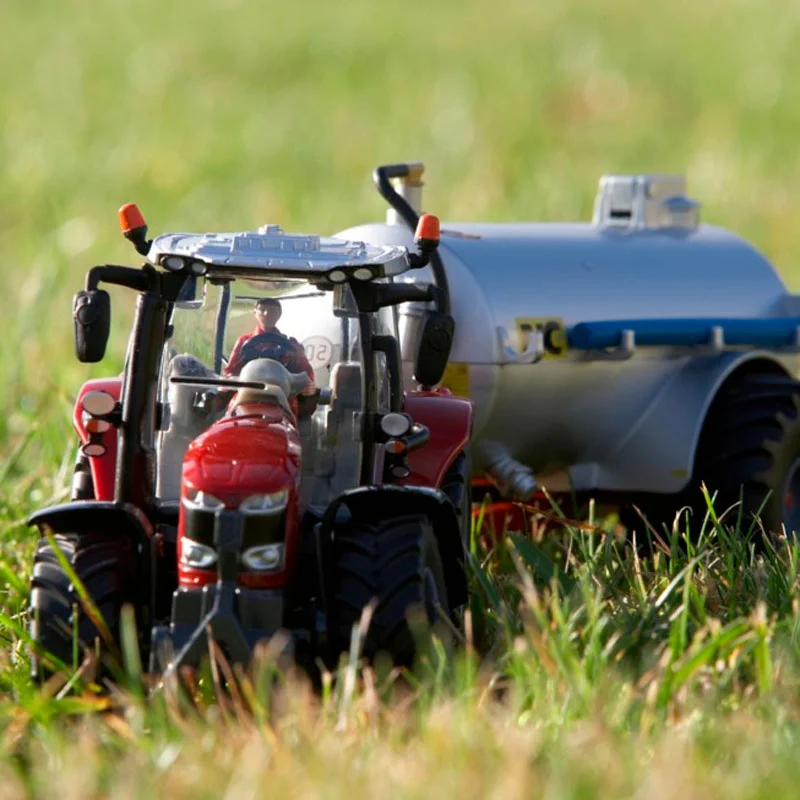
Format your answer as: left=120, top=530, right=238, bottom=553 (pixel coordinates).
left=4, top=0, right=800, bottom=795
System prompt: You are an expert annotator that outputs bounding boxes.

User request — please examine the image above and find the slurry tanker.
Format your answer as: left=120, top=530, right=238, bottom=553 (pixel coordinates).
left=334, top=163, right=800, bottom=539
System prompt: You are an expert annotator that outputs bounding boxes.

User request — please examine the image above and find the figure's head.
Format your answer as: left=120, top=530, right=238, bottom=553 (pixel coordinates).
left=254, top=297, right=282, bottom=330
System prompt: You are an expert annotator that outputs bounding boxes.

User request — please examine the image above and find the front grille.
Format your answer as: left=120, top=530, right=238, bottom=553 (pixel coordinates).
left=242, top=511, right=285, bottom=548
left=182, top=506, right=285, bottom=550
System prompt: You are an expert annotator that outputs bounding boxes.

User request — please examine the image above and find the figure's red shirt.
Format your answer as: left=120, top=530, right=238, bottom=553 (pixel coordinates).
left=223, top=325, right=314, bottom=379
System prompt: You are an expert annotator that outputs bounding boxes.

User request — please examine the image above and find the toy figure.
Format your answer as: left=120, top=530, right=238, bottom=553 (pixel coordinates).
left=224, top=297, right=316, bottom=396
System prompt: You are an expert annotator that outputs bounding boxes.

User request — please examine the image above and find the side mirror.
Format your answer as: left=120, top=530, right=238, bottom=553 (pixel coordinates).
left=413, top=310, right=454, bottom=387
left=73, top=290, right=111, bottom=363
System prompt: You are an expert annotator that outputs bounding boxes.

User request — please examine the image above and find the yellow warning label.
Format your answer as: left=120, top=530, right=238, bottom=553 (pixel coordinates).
left=515, top=317, right=568, bottom=359
left=439, top=362, right=470, bottom=397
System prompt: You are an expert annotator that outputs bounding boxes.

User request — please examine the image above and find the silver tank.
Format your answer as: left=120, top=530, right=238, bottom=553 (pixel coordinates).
left=335, top=171, right=800, bottom=497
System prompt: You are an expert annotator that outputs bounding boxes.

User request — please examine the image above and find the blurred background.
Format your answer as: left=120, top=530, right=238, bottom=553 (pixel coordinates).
left=3, top=0, right=800, bottom=492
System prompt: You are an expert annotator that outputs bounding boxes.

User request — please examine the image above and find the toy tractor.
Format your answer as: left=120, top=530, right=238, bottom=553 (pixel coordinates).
left=337, top=163, right=800, bottom=542
left=27, top=199, right=473, bottom=681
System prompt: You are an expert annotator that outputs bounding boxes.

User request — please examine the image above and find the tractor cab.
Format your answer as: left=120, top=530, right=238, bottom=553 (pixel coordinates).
left=154, top=266, right=391, bottom=516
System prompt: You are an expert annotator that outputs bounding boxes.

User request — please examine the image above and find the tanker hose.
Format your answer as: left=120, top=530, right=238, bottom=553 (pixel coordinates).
left=480, top=441, right=538, bottom=501
left=372, top=164, right=451, bottom=315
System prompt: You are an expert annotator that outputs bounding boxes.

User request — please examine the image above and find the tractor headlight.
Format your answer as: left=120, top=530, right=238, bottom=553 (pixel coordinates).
left=240, top=490, right=289, bottom=515
left=180, top=538, right=218, bottom=569
left=380, top=412, right=411, bottom=438
left=241, top=543, right=284, bottom=571
left=183, top=489, right=225, bottom=512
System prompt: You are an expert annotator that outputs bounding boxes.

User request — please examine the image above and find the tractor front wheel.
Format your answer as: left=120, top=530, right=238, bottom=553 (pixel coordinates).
left=330, top=514, right=451, bottom=668
left=28, top=532, right=137, bottom=682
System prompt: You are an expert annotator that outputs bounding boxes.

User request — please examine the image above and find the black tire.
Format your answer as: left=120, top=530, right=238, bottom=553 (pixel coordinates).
left=695, top=371, right=800, bottom=537
left=70, top=449, right=95, bottom=501
left=624, top=370, right=800, bottom=545
left=28, top=532, right=137, bottom=681
left=441, top=450, right=473, bottom=548
left=330, top=514, right=451, bottom=667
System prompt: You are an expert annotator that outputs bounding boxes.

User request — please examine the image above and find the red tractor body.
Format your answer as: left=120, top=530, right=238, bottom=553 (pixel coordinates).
left=71, top=378, right=123, bottom=502
left=177, top=402, right=302, bottom=590
left=401, top=390, right=472, bottom=488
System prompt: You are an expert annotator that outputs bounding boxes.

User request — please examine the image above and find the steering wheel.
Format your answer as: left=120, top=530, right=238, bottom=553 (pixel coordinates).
left=240, top=331, right=295, bottom=365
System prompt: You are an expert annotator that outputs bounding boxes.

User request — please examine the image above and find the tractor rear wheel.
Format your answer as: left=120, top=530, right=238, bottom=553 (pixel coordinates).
left=441, top=449, right=473, bottom=547
left=330, top=514, right=451, bottom=667
left=70, top=449, right=95, bottom=501
left=28, top=532, right=137, bottom=682
left=625, top=370, right=800, bottom=545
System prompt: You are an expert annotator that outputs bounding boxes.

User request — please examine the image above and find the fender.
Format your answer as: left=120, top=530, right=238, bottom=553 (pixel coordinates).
left=72, top=378, right=123, bottom=501
left=28, top=500, right=155, bottom=637
left=401, top=389, right=474, bottom=489
left=28, top=500, right=153, bottom=545
left=579, top=352, right=796, bottom=494
left=323, top=485, right=468, bottom=607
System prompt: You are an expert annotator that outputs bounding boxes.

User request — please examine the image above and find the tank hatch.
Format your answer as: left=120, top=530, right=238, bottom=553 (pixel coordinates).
left=592, top=174, right=701, bottom=231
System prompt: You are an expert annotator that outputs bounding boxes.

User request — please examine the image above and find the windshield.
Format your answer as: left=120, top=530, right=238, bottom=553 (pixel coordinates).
left=155, top=276, right=366, bottom=511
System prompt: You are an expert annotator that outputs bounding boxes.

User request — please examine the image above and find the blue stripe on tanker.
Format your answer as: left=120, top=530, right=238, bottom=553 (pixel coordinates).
left=568, top=317, right=800, bottom=350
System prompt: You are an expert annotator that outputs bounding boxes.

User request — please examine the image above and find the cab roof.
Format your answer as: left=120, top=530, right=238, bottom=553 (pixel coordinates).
left=147, top=224, right=410, bottom=281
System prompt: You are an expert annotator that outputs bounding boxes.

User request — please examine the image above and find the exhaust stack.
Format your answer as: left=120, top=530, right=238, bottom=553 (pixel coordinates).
left=386, top=162, right=425, bottom=225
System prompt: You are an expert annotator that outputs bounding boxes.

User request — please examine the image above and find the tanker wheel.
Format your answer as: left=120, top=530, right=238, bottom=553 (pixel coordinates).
left=28, top=532, right=137, bottom=683
left=624, top=371, right=800, bottom=547
left=330, top=514, right=451, bottom=668
left=441, top=449, right=473, bottom=548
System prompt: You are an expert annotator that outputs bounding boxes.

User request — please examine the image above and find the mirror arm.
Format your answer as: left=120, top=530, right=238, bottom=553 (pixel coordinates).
left=351, top=281, right=439, bottom=313
left=86, top=264, right=153, bottom=293
left=407, top=251, right=431, bottom=270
